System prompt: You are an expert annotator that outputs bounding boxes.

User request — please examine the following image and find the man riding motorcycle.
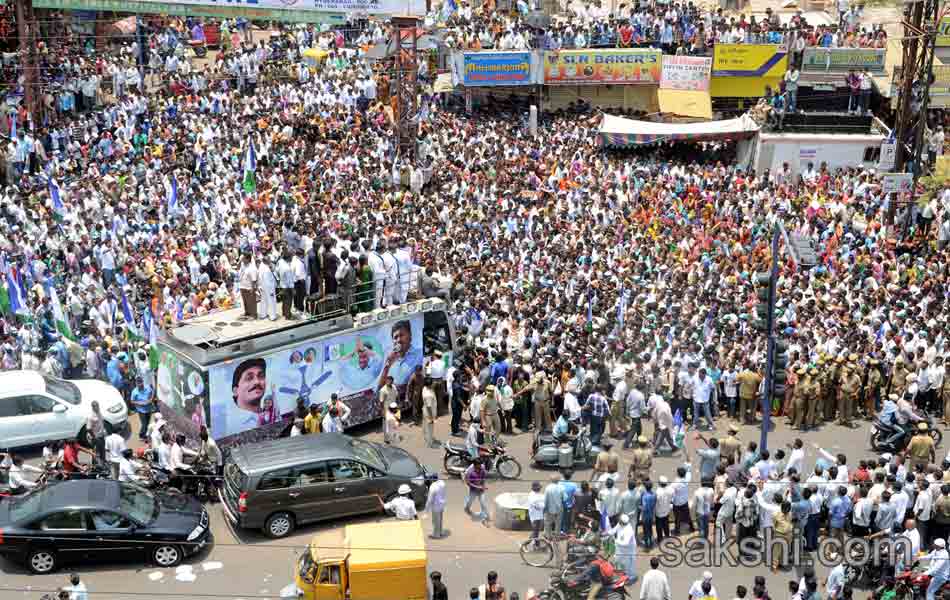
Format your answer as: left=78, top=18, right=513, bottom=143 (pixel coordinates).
left=880, top=393, right=926, bottom=449
left=576, top=549, right=615, bottom=599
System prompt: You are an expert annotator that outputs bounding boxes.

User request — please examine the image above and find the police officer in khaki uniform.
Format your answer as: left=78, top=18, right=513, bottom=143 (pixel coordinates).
left=719, top=424, right=742, bottom=466
left=890, top=355, right=911, bottom=398
left=806, top=362, right=823, bottom=430
left=824, top=356, right=843, bottom=422
left=864, top=358, right=883, bottom=418
left=837, top=356, right=861, bottom=427
left=906, top=422, right=936, bottom=472
left=791, top=366, right=809, bottom=430
left=628, top=436, right=652, bottom=483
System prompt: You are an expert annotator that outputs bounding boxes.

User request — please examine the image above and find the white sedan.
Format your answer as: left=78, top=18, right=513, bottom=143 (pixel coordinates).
left=0, top=371, right=128, bottom=449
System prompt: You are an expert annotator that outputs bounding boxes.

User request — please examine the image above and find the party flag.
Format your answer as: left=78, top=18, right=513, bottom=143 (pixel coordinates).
left=243, top=140, right=257, bottom=194
left=167, top=176, right=178, bottom=212
left=120, top=289, right=140, bottom=340
left=43, top=277, right=74, bottom=340
left=49, top=178, right=64, bottom=222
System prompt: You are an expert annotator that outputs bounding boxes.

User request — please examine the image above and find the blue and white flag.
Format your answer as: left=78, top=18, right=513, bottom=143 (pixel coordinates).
left=120, top=290, right=140, bottom=339
left=242, top=140, right=257, bottom=194
left=167, top=176, right=178, bottom=212
left=672, top=409, right=686, bottom=447
left=48, top=178, right=64, bottom=221
left=5, top=266, right=26, bottom=316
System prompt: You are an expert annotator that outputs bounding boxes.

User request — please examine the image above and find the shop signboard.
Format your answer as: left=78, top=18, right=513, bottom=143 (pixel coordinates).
left=544, top=49, right=661, bottom=85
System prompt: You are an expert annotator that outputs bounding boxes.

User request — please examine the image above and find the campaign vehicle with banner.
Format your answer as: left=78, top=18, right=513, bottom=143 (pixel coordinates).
left=544, top=49, right=661, bottom=85
left=154, top=299, right=455, bottom=448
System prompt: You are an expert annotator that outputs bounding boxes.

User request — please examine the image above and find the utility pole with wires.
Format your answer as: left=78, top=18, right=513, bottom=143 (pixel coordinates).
left=390, top=16, right=420, bottom=167
left=888, top=0, right=942, bottom=232
left=15, top=0, right=40, bottom=124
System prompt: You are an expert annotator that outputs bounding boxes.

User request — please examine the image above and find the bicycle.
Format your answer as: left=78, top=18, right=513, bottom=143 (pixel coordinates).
left=520, top=520, right=596, bottom=568
left=520, top=531, right=569, bottom=568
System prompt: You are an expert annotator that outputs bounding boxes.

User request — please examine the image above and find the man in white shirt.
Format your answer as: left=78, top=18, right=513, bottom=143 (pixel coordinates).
left=118, top=449, right=142, bottom=483
left=238, top=253, right=258, bottom=319
left=785, top=439, right=805, bottom=475
left=640, top=557, right=671, bottom=600
left=826, top=559, right=846, bottom=599
left=611, top=513, right=638, bottom=584
left=691, top=368, right=715, bottom=431
left=383, top=484, right=417, bottom=520
left=104, top=430, right=127, bottom=479
left=425, top=475, right=447, bottom=539
left=322, top=402, right=351, bottom=433
left=925, top=538, right=950, bottom=600
left=7, top=455, right=42, bottom=490
left=688, top=572, right=717, bottom=600
left=624, top=386, right=646, bottom=449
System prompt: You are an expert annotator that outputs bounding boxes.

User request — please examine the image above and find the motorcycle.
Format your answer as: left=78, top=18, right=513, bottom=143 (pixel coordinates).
left=531, top=427, right=600, bottom=470
left=893, top=563, right=950, bottom=600
left=443, top=439, right=522, bottom=480
left=844, top=537, right=893, bottom=589
left=538, top=562, right=630, bottom=600
left=178, top=457, right=221, bottom=503
left=870, top=412, right=943, bottom=453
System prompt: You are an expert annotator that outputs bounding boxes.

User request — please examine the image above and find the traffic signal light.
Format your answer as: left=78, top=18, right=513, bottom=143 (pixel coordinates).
left=772, top=339, right=789, bottom=397
left=752, top=272, right=772, bottom=333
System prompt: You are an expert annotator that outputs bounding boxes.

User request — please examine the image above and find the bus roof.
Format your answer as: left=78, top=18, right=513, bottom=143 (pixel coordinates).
left=159, top=299, right=450, bottom=367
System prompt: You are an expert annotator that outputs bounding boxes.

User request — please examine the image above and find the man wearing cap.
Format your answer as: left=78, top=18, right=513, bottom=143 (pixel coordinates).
left=924, top=538, right=950, bottom=600
left=629, top=436, right=652, bottom=483
left=609, top=513, right=638, bottom=585
left=908, top=422, right=937, bottom=472
left=736, top=362, right=762, bottom=425
left=719, top=426, right=742, bottom=466
left=837, top=357, right=861, bottom=427
left=789, top=366, right=807, bottom=429
left=688, top=572, right=717, bottom=600
left=891, top=355, right=912, bottom=399
left=865, top=358, right=884, bottom=418
left=823, top=358, right=842, bottom=423
left=383, top=484, right=417, bottom=520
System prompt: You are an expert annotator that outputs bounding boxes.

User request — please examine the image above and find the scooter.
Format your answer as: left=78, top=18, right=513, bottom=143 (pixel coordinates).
left=531, top=426, right=600, bottom=470
left=443, top=439, right=522, bottom=480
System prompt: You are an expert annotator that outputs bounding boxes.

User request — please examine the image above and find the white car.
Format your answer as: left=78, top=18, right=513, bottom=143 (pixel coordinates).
left=0, top=371, right=128, bottom=449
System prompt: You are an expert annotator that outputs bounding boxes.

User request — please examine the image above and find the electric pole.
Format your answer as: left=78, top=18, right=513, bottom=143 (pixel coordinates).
left=888, top=0, right=941, bottom=231
left=391, top=16, right=420, bottom=167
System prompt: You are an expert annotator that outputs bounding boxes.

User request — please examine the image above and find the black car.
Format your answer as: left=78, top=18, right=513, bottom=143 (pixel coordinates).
left=220, top=433, right=430, bottom=538
left=0, top=479, right=210, bottom=574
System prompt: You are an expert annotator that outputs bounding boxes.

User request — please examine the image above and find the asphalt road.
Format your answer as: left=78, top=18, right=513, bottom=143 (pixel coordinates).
left=0, top=412, right=902, bottom=600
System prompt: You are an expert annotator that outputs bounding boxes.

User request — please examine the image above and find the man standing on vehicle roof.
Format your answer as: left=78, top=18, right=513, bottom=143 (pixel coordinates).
left=238, top=252, right=258, bottom=320
left=378, top=320, right=424, bottom=389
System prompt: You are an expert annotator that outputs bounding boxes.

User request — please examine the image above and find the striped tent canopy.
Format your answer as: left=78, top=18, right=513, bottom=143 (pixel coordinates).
left=598, top=113, right=760, bottom=147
